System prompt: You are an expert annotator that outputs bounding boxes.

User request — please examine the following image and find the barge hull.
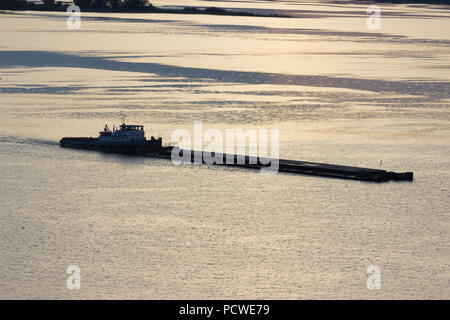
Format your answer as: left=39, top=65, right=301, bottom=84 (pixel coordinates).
left=60, top=140, right=413, bottom=182
left=159, top=149, right=413, bottom=182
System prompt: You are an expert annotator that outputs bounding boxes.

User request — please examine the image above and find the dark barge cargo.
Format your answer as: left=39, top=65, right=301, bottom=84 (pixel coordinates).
left=60, top=123, right=413, bottom=183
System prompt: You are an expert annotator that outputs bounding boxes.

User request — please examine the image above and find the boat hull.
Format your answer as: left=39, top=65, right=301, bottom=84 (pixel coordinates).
left=60, top=137, right=164, bottom=155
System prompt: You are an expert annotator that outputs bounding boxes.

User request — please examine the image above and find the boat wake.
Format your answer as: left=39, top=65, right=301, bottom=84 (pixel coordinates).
left=0, top=135, right=59, bottom=147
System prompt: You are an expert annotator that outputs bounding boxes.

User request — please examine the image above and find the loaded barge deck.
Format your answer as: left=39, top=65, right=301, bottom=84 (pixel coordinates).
left=146, top=149, right=413, bottom=183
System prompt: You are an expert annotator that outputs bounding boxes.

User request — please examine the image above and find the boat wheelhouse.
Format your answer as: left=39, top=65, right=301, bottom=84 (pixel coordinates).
left=98, top=124, right=146, bottom=144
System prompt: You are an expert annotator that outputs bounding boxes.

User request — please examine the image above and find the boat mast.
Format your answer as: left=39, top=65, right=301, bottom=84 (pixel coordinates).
left=119, top=111, right=126, bottom=125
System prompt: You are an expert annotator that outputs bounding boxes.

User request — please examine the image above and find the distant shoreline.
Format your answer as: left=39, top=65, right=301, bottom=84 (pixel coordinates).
left=350, top=0, right=449, bottom=4
left=0, top=1, right=291, bottom=18
left=2, top=0, right=448, bottom=19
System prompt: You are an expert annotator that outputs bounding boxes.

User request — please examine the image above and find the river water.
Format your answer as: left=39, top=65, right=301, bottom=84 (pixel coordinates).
left=0, top=1, right=449, bottom=299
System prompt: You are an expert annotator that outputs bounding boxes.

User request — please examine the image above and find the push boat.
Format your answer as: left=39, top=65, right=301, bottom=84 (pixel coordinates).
left=60, top=123, right=172, bottom=155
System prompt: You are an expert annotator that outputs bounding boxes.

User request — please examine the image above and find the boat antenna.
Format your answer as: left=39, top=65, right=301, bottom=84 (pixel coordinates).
left=119, top=111, right=126, bottom=124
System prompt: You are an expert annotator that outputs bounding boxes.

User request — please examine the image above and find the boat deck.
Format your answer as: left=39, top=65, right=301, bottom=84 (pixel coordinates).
left=147, top=149, right=413, bottom=182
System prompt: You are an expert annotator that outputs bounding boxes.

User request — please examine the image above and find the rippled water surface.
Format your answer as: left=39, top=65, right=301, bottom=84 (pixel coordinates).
left=0, top=1, right=449, bottom=299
